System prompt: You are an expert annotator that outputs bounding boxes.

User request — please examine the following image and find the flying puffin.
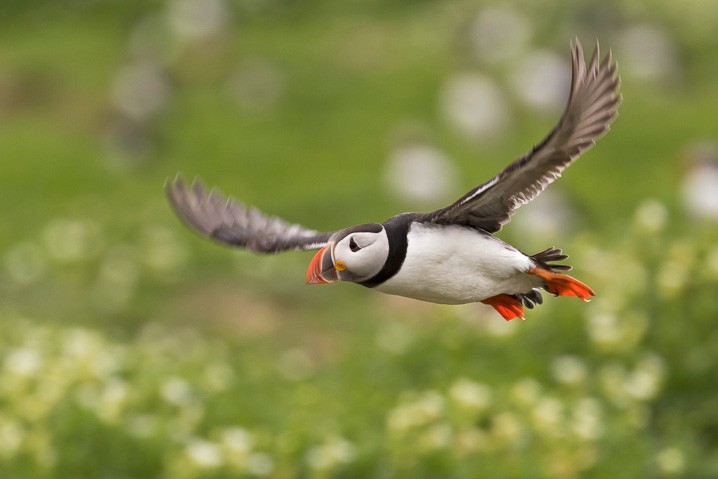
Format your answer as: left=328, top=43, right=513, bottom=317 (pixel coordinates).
left=166, top=39, right=620, bottom=321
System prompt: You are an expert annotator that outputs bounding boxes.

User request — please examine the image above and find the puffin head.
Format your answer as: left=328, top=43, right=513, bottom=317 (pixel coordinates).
left=306, top=223, right=389, bottom=284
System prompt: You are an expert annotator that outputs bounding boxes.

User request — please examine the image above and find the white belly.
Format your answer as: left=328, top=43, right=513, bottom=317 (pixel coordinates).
left=375, top=223, right=541, bottom=304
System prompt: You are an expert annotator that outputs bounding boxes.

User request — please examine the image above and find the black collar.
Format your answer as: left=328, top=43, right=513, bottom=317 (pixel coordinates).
left=359, top=214, right=413, bottom=288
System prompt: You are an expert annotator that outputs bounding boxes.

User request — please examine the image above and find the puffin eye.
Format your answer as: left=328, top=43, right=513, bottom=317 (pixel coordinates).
left=349, top=237, right=361, bottom=252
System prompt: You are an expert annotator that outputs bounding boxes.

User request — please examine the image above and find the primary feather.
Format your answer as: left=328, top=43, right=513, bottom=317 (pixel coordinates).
left=165, top=176, right=334, bottom=253
left=423, top=39, right=620, bottom=232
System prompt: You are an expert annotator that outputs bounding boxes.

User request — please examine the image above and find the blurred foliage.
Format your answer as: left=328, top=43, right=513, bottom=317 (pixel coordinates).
left=1, top=0, right=718, bottom=478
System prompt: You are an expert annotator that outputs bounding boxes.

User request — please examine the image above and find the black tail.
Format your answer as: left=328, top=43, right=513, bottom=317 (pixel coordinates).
left=530, top=247, right=572, bottom=272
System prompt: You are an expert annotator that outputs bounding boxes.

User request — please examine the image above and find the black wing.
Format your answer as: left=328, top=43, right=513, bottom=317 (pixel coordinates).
left=422, top=39, right=620, bottom=233
left=166, top=176, right=335, bottom=253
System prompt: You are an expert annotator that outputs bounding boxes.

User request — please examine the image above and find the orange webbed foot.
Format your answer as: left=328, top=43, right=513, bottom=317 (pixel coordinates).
left=481, top=294, right=525, bottom=321
left=529, top=267, right=595, bottom=301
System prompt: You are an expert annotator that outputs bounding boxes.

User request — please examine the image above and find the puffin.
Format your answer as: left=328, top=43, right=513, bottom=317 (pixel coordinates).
left=166, top=39, right=620, bottom=321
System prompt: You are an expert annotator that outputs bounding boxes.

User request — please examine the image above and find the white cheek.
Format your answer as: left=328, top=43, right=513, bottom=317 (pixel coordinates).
left=338, top=233, right=389, bottom=281
left=355, top=248, right=385, bottom=272
left=343, top=251, right=377, bottom=279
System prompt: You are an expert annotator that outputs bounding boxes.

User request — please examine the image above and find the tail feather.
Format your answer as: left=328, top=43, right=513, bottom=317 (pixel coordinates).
left=530, top=247, right=572, bottom=272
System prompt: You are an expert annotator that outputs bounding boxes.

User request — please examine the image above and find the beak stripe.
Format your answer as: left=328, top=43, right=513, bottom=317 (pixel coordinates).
left=306, top=243, right=339, bottom=284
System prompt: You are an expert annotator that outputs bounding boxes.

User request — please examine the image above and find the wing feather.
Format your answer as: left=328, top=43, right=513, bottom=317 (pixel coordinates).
left=166, top=175, right=334, bottom=253
left=423, top=39, right=620, bottom=232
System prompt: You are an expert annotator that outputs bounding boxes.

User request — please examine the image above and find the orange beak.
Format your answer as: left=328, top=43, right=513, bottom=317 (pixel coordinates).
left=306, top=243, right=339, bottom=284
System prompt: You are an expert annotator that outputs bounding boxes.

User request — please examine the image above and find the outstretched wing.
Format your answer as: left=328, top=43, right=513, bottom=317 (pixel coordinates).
left=166, top=176, right=335, bottom=253
left=423, top=39, right=620, bottom=233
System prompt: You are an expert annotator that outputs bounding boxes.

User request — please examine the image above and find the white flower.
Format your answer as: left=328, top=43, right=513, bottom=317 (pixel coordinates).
left=202, top=362, right=235, bottom=392
left=387, top=391, right=445, bottom=433
left=42, top=218, right=103, bottom=263
left=385, top=142, right=458, bottom=204
left=221, top=427, right=253, bottom=454
left=440, top=73, right=510, bottom=140
left=510, top=50, right=570, bottom=114
left=306, top=436, right=357, bottom=470
left=586, top=312, right=622, bottom=348
left=414, top=391, right=445, bottom=422
left=96, top=377, right=130, bottom=423
left=511, top=378, right=542, bottom=406
left=681, top=155, right=718, bottom=220
left=127, top=414, right=159, bottom=438
left=0, top=419, right=24, bottom=458
left=586, top=309, right=648, bottom=352
left=449, top=378, right=492, bottom=411
left=657, top=259, right=689, bottom=298
left=420, top=423, right=453, bottom=450
left=226, top=60, right=287, bottom=113
left=467, top=7, right=531, bottom=64
left=619, top=24, right=679, bottom=82
left=633, top=199, right=668, bottom=234
left=111, top=61, right=169, bottom=121
left=625, top=355, right=666, bottom=401
left=247, top=452, right=274, bottom=476
left=656, top=447, right=685, bottom=475
left=167, top=0, right=229, bottom=43
left=491, top=412, right=523, bottom=445
left=161, top=377, right=193, bottom=406
left=186, top=439, right=224, bottom=468
left=551, top=356, right=588, bottom=386
left=4, top=347, right=42, bottom=377
left=571, top=399, right=604, bottom=441
left=532, top=397, right=564, bottom=434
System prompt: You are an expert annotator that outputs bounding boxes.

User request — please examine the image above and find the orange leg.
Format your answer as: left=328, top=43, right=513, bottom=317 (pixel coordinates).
left=529, top=267, right=595, bottom=301
left=481, top=294, right=525, bottom=321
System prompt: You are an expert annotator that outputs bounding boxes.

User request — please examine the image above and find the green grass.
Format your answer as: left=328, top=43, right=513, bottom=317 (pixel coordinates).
left=2, top=1, right=718, bottom=478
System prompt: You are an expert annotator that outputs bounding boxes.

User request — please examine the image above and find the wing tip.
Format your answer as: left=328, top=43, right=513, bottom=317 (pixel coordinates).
left=570, top=37, right=620, bottom=79
left=165, top=173, right=182, bottom=195
left=566, top=36, right=621, bottom=122
left=164, top=174, right=330, bottom=252
left=165, top=173, right=185, bottom=212
left=165, top=173, right=209, bottom=197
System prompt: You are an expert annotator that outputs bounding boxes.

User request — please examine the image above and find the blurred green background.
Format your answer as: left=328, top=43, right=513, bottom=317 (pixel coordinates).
left=2, top=0, right=718, bottom=477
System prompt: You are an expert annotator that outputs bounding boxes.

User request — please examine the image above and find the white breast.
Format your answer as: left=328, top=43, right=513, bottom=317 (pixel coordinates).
left=375, top=223, right=540, bottom=304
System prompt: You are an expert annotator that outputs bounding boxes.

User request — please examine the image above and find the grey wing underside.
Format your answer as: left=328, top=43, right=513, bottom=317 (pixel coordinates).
left=423, top=39, right=621, bottom=233
left=166, top=176, right=335, bottom=253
